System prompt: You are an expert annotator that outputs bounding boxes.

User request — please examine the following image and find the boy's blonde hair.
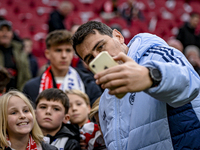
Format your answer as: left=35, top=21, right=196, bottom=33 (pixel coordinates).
left=0, top=90, right=43, bottom=148
left=65, top=89, right=90, bottom=106
left=89, top=97, right=100, bottom=120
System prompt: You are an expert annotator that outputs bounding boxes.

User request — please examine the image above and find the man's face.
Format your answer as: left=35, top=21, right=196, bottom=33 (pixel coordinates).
left=76, top=29, right=126, bottom=65
left=0, top=26, right=13, bottom=47
left=190, top=15, right=200, bottom=28
left=60, top=6, right=72, bottom=16
left=45, top=44, right=74, bottom=75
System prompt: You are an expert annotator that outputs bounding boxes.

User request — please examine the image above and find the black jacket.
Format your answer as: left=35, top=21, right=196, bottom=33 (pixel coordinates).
left=46, top=125, right=81, bottom=150
left=41, top=142, right=58, bottom=150
left=48, top=10, right=66, bottom=33
left=28, top=53, right=39, bottom=78
left=176, top=22, right=198, bottom=50
left=23, top=68, right=102, bottom=106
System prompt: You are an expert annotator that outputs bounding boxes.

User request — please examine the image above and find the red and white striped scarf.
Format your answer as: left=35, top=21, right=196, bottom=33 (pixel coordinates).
left=7, top=135, right=38, bottom=150
left=26, top=136, right=38, bottom=150
left=39, top=65, right=85, bottom=93
left=39, top=66, right=53, bottom=93
left=80, top=121, right=106, bottom=150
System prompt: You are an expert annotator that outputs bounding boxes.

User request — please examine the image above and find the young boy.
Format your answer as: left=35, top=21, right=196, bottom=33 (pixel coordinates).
left=66, top=89, right=105, bottom=150
left=35, top=88, right=81, bottom=150
left=23, top=30, right=102, bottom=106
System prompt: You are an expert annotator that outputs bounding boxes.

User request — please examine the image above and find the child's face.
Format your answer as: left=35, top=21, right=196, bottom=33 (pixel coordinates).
left=7, top=96, right=34, bottom=138
left=68, top=94, right=90, bottom=127
left=35, top=99, right=68, bottom=135
left=45, top=44, right=74, bottom=75
left=23, top=40, right=32, bottom=54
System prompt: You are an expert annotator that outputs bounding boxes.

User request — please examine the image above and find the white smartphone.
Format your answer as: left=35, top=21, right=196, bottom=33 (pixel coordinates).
left=89, top=51, right=118, bottom=74
left=89, top=51, right=126, bottom=99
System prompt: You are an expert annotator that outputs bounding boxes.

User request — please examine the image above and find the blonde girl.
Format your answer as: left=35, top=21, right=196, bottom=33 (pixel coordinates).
left=0, top=90, right=57, bottom=150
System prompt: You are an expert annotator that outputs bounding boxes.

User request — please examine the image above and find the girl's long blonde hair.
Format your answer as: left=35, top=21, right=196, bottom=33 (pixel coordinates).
left=0, top=90, right=43, bottom=148
left=89, top=97, right=100, bottom=120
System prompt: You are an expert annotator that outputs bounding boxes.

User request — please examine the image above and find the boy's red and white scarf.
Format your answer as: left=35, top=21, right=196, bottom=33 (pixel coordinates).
left=7, top=135, right=38, bottom=150
left=39, top=65, right=85, bottom=93
left=39, top=66, right=53, bottom=93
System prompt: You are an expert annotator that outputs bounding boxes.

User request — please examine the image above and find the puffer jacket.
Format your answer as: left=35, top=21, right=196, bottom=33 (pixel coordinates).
left=99, top=33, right=200, bottom=150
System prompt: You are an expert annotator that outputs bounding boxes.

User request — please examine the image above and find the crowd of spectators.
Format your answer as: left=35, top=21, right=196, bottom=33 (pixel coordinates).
left=1, top=0, right=200, bottom=149
left=0, top=0, right=200, bottom=73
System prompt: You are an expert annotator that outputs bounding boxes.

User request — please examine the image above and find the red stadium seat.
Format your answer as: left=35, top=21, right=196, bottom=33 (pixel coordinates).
left=1, top=0, right=196, bottom=67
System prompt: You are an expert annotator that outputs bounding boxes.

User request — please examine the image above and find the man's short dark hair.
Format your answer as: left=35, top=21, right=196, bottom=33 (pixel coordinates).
left=36, top=88, right=69, bottom=114
left=45, top=30, right=72, bottom=49
left=72, top=21, right=113, bottom=57
left=0, top=66, right=10, bottom=93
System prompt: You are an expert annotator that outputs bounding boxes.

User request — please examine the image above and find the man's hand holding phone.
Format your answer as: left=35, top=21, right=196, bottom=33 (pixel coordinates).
left=91, top=52, right=152, bottom=97
left=89, top=51, right=126, bottom=99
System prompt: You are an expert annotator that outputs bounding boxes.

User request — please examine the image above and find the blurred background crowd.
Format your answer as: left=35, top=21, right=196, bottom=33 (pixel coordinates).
left=1, top=0, right=200, bottom=149
left=0, top=0, right=200, bottom=69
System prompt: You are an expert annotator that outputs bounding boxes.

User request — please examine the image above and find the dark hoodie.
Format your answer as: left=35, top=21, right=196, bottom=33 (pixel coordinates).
left=177, top=22, right=197, bottom=50
left=45, top=124, right=81, bottom=150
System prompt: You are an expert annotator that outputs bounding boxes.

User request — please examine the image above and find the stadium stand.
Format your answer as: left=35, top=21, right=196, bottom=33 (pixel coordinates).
left=0, top=0, right=200, bottom=68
